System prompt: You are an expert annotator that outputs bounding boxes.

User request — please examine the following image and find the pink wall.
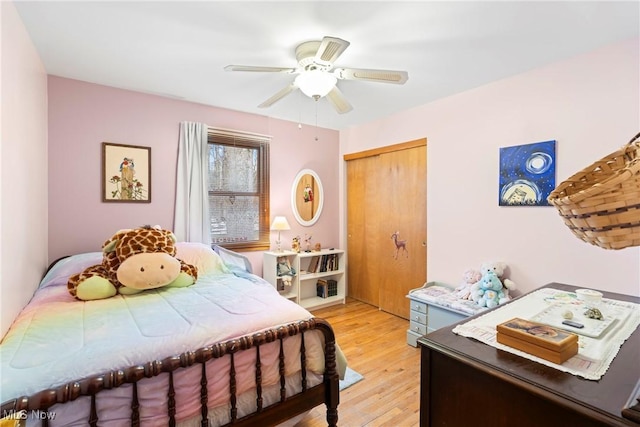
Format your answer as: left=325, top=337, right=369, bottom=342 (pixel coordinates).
left=1, top=2, right=49, bottom=336
left=48, top=77, right=340, bottom=274
left=340, top=38, right=640, bottom=297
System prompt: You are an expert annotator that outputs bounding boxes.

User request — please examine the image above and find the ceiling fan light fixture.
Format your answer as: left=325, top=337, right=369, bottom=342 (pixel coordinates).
left=227, top=36, right=407, bottom=113
left=295, top=70, right=337, bottom=99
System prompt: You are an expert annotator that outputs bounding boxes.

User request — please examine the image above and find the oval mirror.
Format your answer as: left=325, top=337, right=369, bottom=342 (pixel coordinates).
left=291, top=169, right=323, bottom=226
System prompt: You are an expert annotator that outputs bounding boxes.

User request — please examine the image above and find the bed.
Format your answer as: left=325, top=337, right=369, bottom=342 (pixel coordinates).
left=0, top=243, right=342, bottom=426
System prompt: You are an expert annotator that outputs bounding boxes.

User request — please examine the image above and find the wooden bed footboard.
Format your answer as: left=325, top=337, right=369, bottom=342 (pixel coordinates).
left=1, top=318, right=339, bottom=427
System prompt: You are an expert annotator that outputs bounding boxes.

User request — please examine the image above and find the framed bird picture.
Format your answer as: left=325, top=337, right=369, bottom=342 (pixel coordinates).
left=102, top=142, right=151, bottom=203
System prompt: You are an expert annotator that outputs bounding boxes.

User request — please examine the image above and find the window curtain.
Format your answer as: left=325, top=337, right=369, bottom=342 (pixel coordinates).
left=174, top=121, right=210, bottom=244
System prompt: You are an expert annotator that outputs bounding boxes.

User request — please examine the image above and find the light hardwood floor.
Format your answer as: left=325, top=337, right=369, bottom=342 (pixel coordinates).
left=296, top=298, right=421, bottom=427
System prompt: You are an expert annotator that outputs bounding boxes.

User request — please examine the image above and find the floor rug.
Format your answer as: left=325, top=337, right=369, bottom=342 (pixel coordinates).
left=339, top=367, right=364, bottom=391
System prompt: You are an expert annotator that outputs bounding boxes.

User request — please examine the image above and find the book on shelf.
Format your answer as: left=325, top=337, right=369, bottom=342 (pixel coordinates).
left=316, top=279, right=328, bottom=298
left=304, top=253, right=340, bottom=275
left=317, top=253, right=339, bottom=273
left=327, top=279, right=338, bottom=297
left=496, top=318, right=578, bottom=352
left=308, top=256, right=320, bottom=274
left=321, top=255, right=329, bottom=272
left=496, top=332, right=578, bottom=364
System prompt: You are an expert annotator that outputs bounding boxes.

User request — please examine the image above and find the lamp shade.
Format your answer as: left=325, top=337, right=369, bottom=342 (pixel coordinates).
left=295, top=70, right=337, bottom=98
left=270, top=216, right=291, bottom=231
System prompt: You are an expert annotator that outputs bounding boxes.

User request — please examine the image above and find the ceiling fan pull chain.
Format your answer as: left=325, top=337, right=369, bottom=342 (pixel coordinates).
left=315, top=99, right=319, bottom=141
left=298, top=91, right=303, bottom=129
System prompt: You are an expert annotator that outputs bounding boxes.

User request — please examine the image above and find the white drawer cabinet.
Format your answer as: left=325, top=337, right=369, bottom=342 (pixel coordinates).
left=406, top=291, right=472, bottom=347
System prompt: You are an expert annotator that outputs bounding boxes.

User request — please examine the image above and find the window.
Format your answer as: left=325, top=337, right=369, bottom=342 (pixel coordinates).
left=207, top=128, right=270, bottom=251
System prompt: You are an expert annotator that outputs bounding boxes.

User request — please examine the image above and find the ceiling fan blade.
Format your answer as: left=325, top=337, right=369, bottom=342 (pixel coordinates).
left=258, top=83, right=298, bottom=108
left=335, top=67, right=408, bottom=84
left=224, top=65, right=296, bottom=73
left=326, top=86, right=353, bottom=114
left=314, top=37, right=350, bottom=65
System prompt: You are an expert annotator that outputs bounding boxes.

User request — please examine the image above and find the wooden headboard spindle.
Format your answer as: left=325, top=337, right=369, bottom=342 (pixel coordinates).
left=278, top=337, right=286, bottom=402
left=229, top=352, right=238, bottom=422
left=168, top=371, right=176, bottom=426
left=300, top=332, right=308, bottom=392
left=89, top=394, right=97, bottom=426
left=131, top=381, right=140, bottom=426
left=320, top=323, right=339, bottom=427
left=255, top=345, right=263, bottom=412
left=199, top=361, right=208, bottom=427
left=194, top=345, right=213, bottom=426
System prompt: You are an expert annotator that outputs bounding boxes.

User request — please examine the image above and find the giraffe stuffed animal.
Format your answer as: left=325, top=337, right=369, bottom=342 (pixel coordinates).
left=67, top=225, right=198, bottom=300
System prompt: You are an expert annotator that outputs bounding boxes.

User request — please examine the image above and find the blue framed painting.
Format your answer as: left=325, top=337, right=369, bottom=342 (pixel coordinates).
left=499, top=140, right=556, bottom=206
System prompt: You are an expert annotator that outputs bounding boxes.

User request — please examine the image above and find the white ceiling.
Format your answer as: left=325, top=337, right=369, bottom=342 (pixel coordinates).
left=13, top=1, right=640, bottom=130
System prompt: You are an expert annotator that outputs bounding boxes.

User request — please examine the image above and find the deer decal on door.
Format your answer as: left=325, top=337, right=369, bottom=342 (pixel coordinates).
left=391, top=231, right=408, bottom=259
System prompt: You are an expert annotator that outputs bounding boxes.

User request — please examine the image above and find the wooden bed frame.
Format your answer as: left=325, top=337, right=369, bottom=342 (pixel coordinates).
left=1, top=317, right=339, bottom=427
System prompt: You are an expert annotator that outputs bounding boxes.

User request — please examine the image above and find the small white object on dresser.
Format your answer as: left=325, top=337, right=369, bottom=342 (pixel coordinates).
left=263, top=249, right=345, bottom=310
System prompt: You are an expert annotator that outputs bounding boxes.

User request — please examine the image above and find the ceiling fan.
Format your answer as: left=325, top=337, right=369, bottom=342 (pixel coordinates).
left=224, top=36, right=409, bottom=114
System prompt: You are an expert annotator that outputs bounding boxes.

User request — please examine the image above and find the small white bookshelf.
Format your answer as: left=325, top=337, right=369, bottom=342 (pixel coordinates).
left=263, top=249, right=345, bottom=310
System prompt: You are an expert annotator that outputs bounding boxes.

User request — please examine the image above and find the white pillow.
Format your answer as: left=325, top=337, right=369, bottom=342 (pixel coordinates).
left=213, top=245, right=253, bottom=273
left=39, top=252, right=103, bottom=289
left=175, top=242, right=229, bottom=275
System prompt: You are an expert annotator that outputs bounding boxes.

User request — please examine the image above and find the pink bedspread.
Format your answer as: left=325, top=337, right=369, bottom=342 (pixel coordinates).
left=0, top=252, right=327, bottom=426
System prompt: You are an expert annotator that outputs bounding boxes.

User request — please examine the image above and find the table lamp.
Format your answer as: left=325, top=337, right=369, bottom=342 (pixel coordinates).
left=270, top=216, right=291, bottom=252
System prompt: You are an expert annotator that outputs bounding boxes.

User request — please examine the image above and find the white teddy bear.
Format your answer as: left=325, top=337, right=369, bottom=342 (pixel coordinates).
left=454, top=269, right=482, bottom=300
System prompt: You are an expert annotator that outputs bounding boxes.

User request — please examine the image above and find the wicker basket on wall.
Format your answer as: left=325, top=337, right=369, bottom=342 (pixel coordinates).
left=547, top=132, right=640, bottom=250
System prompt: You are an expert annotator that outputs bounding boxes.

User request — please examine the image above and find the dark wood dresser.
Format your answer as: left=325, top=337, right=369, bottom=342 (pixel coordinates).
left=418, top=283, right=640, bottom=427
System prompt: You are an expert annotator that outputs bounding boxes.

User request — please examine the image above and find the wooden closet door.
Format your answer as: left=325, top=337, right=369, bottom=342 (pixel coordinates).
left=346, top=155, right=380, bottom=306
left=346, top=141, right=427, bottom=319
left=378, top=145, right=427, bottom=319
